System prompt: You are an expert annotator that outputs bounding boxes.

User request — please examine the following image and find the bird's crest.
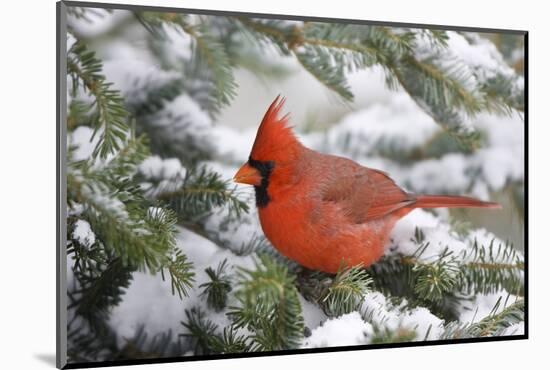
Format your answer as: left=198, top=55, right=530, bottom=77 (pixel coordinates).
left=250, top=95, right=301, bottom=162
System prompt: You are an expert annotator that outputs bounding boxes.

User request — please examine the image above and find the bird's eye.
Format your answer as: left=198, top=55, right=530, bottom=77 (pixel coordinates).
left=248, top=157, right=274, bottom=178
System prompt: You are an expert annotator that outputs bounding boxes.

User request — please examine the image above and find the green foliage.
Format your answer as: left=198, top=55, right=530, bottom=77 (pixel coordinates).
left=69, top=256, right=133, bottom=330
left=207, top=326, right=253, bottom=354
left=457, top=239, right=524, bottom=296
left=229, top=254, right=305, bottom=351
left=69, top=166, right=175, bottom=272
left=441, top=298, right=524, bottom=339
left=233, top=234, right=269, bottom=256
left=67, top=41, right=129, bottom=159
left=185, top=23, right=238, bottom=109
left=135, top=11, right=237, bottom=111
left=160, top=247, right=195, bottom=299
left=156, top=166, right=249, bottom=220
left=323, top=266, right=371, bottom=317
left=367, top=228, right=524, bottom=321
left=295, top=45, right=354, bottom=101
left=181, top=308, right=253, bottom=355
left=199, top=259, right=232, bottom=311
left=313, top=265, right=373, bottom=317
left=125, top=77, right=184, bottom=118
left=180, top=307, right=220, bottom=355
left=67, top=127, right=196, bottom=300
left=413, top=258, right=460, bottom=302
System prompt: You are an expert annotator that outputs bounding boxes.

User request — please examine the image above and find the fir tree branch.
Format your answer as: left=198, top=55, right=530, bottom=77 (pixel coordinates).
left=320, top=265, right=372, bottom=317
left=199, top=259, right=232, bottom=312
left=207, top=326, right=253, bottom=354
left=457, top=239, right=524, bottom=296
left=180, top=308, right=253, bottom=355
left=160, top=247, right=195, bottom=299
left=68, top=137, right=196, bottom=291
left=68, top=257, right=134, bottom=332
left=228, top=254, right=305, bottom=351
left=180, top=307, right=219, bottom=356
left=367, top=230, right=524, bottom=320
left=155, top=166, right=249, bottom=220
left=182, top=23, right=238, bottom=108
left=67, top=41, right=130, bottom=159
left=401, top=56, right=483, bottom=116
left=294, top=46, right=354, bottom=101
left=298, top=265, right=373, bottom=317
left=232, top=17, right=293, bottom=55
left=71, top=178, right=170, bottom=272
left=134, top=11, right=237, bottom=110
left=441, top=298, right=524, bottom=339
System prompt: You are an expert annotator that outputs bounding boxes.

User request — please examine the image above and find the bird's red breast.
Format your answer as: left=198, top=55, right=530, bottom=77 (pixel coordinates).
left=234, top=96, right=500, bottom=274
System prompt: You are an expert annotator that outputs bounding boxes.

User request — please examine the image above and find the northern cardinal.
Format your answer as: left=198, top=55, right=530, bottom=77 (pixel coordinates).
left=233, top=96, right=500, bottom=273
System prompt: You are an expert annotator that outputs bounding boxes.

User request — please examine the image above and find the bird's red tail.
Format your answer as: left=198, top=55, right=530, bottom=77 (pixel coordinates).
left=413, top=195, right=501, bottom=209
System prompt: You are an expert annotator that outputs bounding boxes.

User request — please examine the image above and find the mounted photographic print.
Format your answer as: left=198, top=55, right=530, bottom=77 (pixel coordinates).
left=56, top=1, right=527, bottom=368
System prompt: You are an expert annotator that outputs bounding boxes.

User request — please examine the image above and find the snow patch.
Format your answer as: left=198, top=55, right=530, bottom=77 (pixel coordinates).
left=361, top=292, right=445, bottom=340
left=319, top=92, right=440, bottom=159
left=139, top=156, right=187, bottom=180
left=102, top=59, right=180, bottom=105
left=302, top=312, right=372, bottom=348
left=500, top=322, right=524, bottom=336
left=70, top=126, right=98, bottom=162
left=459, top=292, right=521, bottom=324
left=72, top=219, right=96, bottom=247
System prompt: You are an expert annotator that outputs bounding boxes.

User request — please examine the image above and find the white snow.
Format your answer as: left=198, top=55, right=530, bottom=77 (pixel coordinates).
left=302, top=312, right=372, bottom=348
left=389, top=209, right=468, bottom=258
left=414, top=30, right=517, bottom=88
left=67, top=32, right=77, bottom=51
left=210, top=125, right=257, bottom=164
left=72, top=219, right=96, bottom=248
left=69, top=126, right=98, bottom=162
left=176, top=94, right=212, bottom=130
left=148, top=93, right=214, bottom=151
left=319, top=92, right=440, bottom=158
left=361, top=292, right=445, bottom=341
left=160, top=22, right=193, bottom=63
left=400, top=307, right=445, bottom=341
left=459, top=292, right=521, bottom=324
left=445, top=32, right=516, bottom=83
left=67, top=9, right=132, bottom=39
left=102, top=60, right=181, bottom=105
left=139, top=155, right=187, bottom=180
left=389, top=207, right=523, bottom=270
left=79, top=180, right=129, bottom=220
left=500, top=322, right=525, bottom=336
left=406, top=154, right=472, bottom=194
left=299, top=295, right=327, bottom=332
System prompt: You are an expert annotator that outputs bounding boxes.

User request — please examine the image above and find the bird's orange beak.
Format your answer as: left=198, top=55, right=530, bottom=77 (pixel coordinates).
left=233, top=163, right=262, bottom=186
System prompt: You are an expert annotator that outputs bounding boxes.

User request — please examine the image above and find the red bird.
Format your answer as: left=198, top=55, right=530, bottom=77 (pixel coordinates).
left=233, top=96, right=500, bottom=274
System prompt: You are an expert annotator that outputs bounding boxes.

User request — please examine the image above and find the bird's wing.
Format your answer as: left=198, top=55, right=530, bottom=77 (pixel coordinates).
left=320, top=158, right=415, bottom=223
